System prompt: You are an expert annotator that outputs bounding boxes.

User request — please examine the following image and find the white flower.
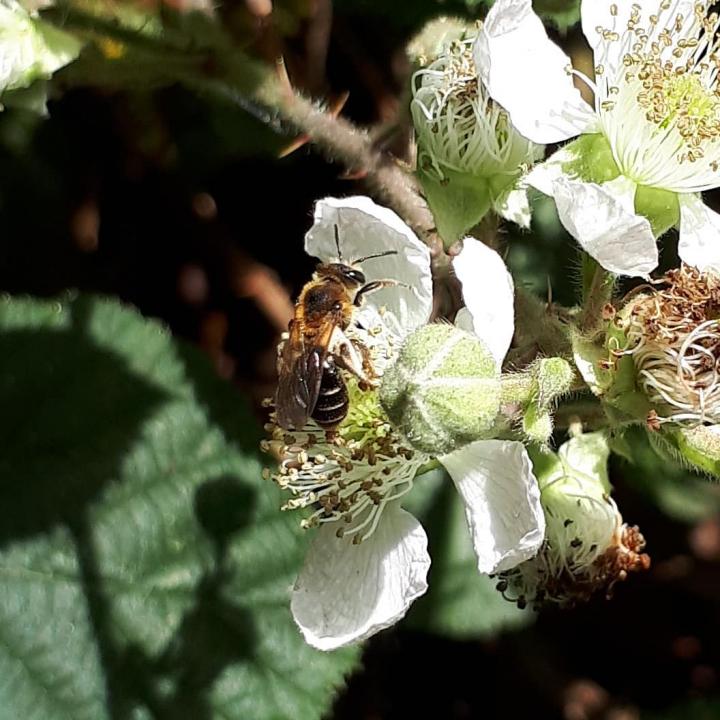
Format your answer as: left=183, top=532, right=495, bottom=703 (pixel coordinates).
left=264, top=197, right=544, bottom=650
left=410, top=35, right=542, bottom=233
left=0, top=1, right=81, bottom=94
left=475, top=0, right=720, bottom=277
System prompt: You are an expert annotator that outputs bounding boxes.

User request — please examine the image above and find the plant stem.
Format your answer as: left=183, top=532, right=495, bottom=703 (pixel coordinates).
left=48, top=5, right=444, bottom=261
left=578, top=257, right=614, bottom=334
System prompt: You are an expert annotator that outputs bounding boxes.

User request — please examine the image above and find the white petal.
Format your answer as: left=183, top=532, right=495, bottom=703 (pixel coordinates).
left=493, top=185, right=532, bottom=229
left=553, top=176, right=658, bottom=277
left=452, top=238, right=514, bottom=367
left=290, top=504, right=430, bottom=650
left=678, top=194, right=720, bottom=272
left=525, top=144, right=577, bottom=196
left=474, top=0, right=595, bottom=144
left=305, top=196, right=433, bottom=335
left=441, top=439, right=545, bottom=574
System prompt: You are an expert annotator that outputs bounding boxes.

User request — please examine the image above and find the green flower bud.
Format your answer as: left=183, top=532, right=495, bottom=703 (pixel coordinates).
left=379, top=324, right=501, bottom=455
left=532, top=357, right=575, bottom=407
left=410, top=35, right=542, bottom=246
left=522, top=403, right=553, bottom=445
left=497, top=433, right=650, bottom=608
left=500, top=357, right=575, bottom=445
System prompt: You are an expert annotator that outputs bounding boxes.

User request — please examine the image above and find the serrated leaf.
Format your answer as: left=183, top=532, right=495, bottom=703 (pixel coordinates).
left=0, top=294, right=358, bottom=720
left=407, top=474, right=532, bottom=638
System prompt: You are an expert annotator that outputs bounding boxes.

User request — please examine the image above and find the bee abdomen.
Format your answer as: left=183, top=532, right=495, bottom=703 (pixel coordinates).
left=312, top=360, right=348, bottom=428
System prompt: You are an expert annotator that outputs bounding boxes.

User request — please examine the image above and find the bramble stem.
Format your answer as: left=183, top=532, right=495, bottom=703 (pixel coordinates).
left=578, top=256, right=614, bottom=334
left=47, top=5, right=443, bottom=260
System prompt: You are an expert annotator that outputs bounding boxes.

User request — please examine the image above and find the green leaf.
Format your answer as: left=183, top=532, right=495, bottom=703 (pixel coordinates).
left=0, top=294, right=358, bottom=720
left=417, top=167, right=492, bottom=248
left=407, top=473, right=532, bottom=638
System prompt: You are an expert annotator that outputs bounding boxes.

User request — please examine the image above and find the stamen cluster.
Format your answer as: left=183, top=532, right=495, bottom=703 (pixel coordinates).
left=596, top=1, right=720, bottom=189
left=411, top=37, right=537, bottom=181
left=621, top=265, right=720, bottom=424
left=262, top=381, right=424, bottom=544
left=497, top=509, right=650, bottom=609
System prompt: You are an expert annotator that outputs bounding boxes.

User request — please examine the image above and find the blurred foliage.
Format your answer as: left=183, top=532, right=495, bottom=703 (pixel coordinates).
left=0, top=295, right=358, bottom=719
left=613, top=427, right=720, bottom=524
left=645, top=698, right=720, bottom=719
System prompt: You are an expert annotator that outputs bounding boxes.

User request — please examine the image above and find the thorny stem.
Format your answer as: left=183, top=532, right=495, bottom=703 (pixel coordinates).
left=47, top=5, right=445, bottom=263
left=255, top=73, right=443, bottom=259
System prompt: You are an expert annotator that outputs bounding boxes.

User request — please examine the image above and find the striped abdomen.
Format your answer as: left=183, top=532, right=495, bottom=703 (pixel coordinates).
left=311, top=358, right=349, bottom=428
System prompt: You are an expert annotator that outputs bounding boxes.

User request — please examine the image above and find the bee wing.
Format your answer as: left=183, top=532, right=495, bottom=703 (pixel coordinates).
left=275, top=320, right=334, bottom=430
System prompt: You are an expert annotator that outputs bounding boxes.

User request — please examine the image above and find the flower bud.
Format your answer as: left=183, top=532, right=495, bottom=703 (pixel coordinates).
left=497, top=433, right=650, bottom=608
left=410, top=34, right=542, bottom=245
left=379, top=324, right=501, bottom=456
left=500, top=357, right=575, bottom=445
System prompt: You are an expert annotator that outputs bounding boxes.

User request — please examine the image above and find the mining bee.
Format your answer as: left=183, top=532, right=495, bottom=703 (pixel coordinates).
left=275, top=227, right=397, bottom=430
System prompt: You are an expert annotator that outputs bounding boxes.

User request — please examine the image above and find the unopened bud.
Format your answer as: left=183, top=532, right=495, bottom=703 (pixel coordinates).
left=379, top=324, right=501, bottom=455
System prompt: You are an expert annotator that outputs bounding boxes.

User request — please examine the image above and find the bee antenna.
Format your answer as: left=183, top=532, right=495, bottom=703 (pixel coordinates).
left=334, top=225, right=343, bottom=262
left=354, top=250, right=397, bottom=264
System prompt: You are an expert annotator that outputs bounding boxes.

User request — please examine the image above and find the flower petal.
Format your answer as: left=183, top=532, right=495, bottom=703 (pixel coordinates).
left=452, top=238, right=514, bottom=367
left=474, top=0, right=595, bottom=144
left=441, top=439, right=545, bottom=574
left=305, top=196, right=433, bottom=336
left=493, top=185, right=532, bottom=229
left=678, top=194, right=720, bottom=272
left=525, top=144, right=577, bottom=196
left=553, top=176, right=658, bottom=277
left=290, top=504, right=430, bottom=650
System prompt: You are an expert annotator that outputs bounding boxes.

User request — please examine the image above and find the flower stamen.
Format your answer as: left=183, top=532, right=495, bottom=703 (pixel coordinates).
left=622, top=264, right=720, bottom=424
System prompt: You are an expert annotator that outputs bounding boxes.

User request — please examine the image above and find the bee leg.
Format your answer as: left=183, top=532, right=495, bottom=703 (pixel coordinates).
left=354, top=279, right=409, bottom=307
left=335, top=337, right=377, bottom=387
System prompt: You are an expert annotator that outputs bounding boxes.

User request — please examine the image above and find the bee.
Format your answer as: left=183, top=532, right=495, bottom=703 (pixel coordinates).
left=275, top=227, right=398, bottom=430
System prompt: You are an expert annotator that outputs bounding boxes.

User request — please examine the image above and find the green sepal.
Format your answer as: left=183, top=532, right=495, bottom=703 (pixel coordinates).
left=657, top=425, right=720, bottom=479
left=635, top=185, right=680, bottom=237
left=562, top=134, right=620, bottom=185
left=417, top=166, right=492, bottom=248
left=380, top=324, right=502, bottom=455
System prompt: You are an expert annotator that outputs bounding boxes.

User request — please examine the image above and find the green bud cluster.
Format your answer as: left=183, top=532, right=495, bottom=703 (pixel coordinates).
left=501, top=357, right=575, bottom=445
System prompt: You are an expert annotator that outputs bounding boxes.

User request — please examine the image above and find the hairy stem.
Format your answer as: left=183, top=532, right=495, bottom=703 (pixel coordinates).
left=579, top=257, right=614, bottom=334
left=48, top=5, right=444, bottom=261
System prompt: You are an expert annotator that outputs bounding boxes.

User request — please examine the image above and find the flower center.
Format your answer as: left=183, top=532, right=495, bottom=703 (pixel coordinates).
left=621, top=265, right=720, bottom=424
left=263, top=381, right=424, bottom=544
left=595, top=1, right=720, bottom=191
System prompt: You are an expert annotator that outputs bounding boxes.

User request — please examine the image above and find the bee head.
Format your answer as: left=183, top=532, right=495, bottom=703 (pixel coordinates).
left=318, top=263, right=366, bottom=287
